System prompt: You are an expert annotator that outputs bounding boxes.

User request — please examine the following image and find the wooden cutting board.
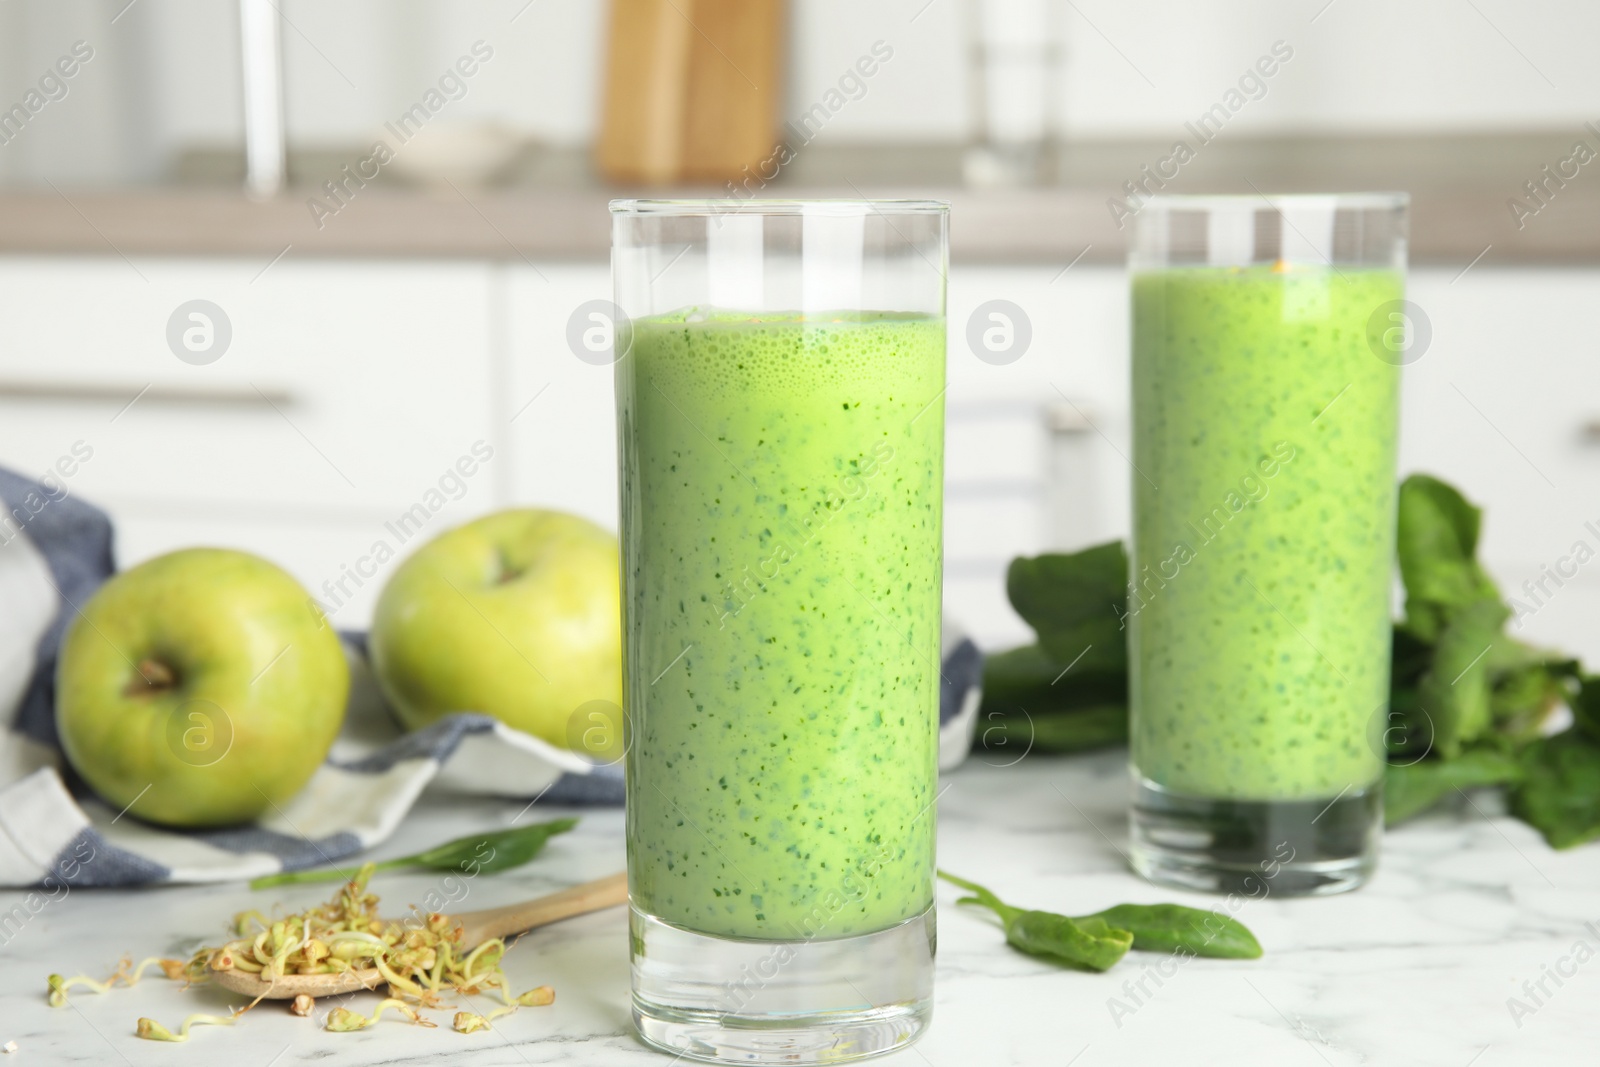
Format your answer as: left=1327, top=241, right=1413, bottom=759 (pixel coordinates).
left=597, top=0, right=784, bottom=185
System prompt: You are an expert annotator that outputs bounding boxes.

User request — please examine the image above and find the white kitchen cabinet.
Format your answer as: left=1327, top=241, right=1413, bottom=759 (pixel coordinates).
left=1, top=257, right=1593, bottom=658
left=503, top=264, right=619, bottom=532
left=1401, top=268, right=1600, bottom=664
left=943, top=265, right=1132, bottom=648
left=1402, top=269, right=1600, bottom=567
left=945, top=265, right=1600, bottom=660
left=0, top=258, right=500, bottom=509
left=0, top=257, right=505, bottom=624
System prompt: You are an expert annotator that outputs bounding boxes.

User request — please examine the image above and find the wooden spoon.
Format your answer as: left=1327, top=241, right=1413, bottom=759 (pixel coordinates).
left=208, top=871, right=628, bottom=1000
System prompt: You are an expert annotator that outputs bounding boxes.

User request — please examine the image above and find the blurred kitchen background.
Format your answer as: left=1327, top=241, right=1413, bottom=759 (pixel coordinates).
left=2, top=0, right=1598, bottom=658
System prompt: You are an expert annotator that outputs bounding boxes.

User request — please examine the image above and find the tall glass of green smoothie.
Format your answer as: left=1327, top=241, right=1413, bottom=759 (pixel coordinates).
left=1127, top=194, right=1408, bottom=896
left=612, top=200, right=947, bottom=1063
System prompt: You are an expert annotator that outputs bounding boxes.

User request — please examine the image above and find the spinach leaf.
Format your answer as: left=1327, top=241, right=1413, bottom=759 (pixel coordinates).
left=249, top=818, right=578, bottom=889
left=1384, top=749, right=1524, bottom=825
left=1383, top=629, right=1437, bottom=761
left=989, top=473, right=1595, bottom=849
left=980, top=643, right=1127, bottom=713
left=1395, top=474, right=1502, bottom=641
left=978, top=644, right=1128, bottom=754
left=1512, top=731, right=1600, bottom=849
left=1076, top=903, right=1262, bottom=959
left=938, top=871, right=1266, bottom=971
left=939, top=871, right=1131, bottom=972
left=1491, top=655, right=1579, bottom=745
left=1006, top=910, right=1133, bottom=972
left=1024, top=705, right=1129, bottom=753
left=411, top=818, right=578, bottom=874
left=1006, top=542, right=1129, bottom=674
left=1416, top=598, right=1509, bottom=757
left=976, top=702, right=1129, bottom=755
left=1390, top=625, right=1435, bottom=686
left=1570, top=675, right=1600, bottom=743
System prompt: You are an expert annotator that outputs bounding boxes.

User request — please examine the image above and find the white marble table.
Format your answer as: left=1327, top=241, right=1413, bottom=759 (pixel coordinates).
left=3, top=750, right=1595, bottom=1066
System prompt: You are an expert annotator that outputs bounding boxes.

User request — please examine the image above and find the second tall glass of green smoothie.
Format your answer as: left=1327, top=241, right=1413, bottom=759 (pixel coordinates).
left=612, top=200, right=947, bottom=1063
left=1128, top=194, right=1408, bottom=896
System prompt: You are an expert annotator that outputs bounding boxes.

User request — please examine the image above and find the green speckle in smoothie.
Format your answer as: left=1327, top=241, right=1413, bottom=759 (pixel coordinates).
left=1130, top=265, right=1399, bottom=801
left=619, top=309, right=944, bottom=939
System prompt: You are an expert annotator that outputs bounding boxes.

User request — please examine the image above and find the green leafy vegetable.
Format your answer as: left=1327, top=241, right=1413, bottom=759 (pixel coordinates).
left=978, top=643, right=1128, bottom=754
left=1016, top=704, right=1129, bottom=752
left=1382, top=626, right=1436, bottom=762
left=986, top=474, right=1592, bottom=843
left=1512, top=731, right=1600, bottom=849
left=978, top=546, right=1132, bottom=757
left=1570, top=674, right=1600, bottom=742
left=1415, top=598, right=1509, bottom=758
left=1006, top=542, right=1129, bottom=674
left=1383, top=748, right=1523, bottom=825
left=1492, top=655, right=1580, bottom=746
left=249, top=818, right=578, bottom=889
left=1076, top=903, right=1262, bottom=959
left=1387, top=475, right=1577, bottom=823
left=938, top=871, right=1264, bottom=970
left=980, top=643, right=1126, bottom=714
left=412, top=819, right=579, bottom=874
left=1006, top=911, right=1133, bottom=972
left=939, top=871, right=1131, bottom=972
left=1394, top=473, right=1501, bottom=642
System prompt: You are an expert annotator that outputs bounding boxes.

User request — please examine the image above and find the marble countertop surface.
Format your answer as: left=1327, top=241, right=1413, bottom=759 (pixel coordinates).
left=3, top=750, right=1595, bottom=1066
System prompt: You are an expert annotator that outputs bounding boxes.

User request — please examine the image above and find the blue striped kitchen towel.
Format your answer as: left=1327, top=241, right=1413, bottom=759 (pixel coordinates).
left=0, top=469, right=984, bottom=887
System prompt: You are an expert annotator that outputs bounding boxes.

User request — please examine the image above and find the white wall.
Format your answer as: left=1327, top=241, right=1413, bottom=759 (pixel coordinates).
left=1, top=0, right=1598, bottom=184
left=1048, top=0, right=1595, bottom=135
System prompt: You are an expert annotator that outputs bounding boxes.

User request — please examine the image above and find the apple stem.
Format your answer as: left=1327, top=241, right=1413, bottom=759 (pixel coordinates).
left=495, top=553, right=521, bottom=584
left=125, top=658, right=177, bottom=697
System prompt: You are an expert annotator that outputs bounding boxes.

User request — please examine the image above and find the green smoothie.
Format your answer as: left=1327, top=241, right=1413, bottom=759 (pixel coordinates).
left=1130, top=265, right=1401, bottom=801
left=618, top=309, right=944, bottom=940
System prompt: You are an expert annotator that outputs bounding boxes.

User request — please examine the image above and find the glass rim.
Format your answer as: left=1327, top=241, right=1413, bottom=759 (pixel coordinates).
left=1137, top=192, right=1409, bottom=212
left=609, top=198, right=950, bottom=217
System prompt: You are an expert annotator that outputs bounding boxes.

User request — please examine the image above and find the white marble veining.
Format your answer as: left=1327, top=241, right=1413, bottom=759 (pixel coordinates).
left=3, top=751, right=1597, bottom=1065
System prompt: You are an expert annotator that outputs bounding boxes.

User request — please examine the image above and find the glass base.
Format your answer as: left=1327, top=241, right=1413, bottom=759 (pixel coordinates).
left=630, top=904, right=935, bottom=1064
left=1129, top=775, right=1381, bottom=897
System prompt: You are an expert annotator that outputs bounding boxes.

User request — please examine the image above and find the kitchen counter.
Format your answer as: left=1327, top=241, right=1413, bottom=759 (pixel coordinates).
left=3, top=750, right=1595, bottom=1065
left=9, top=134, right=1600, bottom=265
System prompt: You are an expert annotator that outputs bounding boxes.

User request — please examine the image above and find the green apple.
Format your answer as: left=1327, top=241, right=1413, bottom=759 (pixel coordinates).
left=369, top=509, right=622, bottom=757
left=56, top=548, right=349, bottom=828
